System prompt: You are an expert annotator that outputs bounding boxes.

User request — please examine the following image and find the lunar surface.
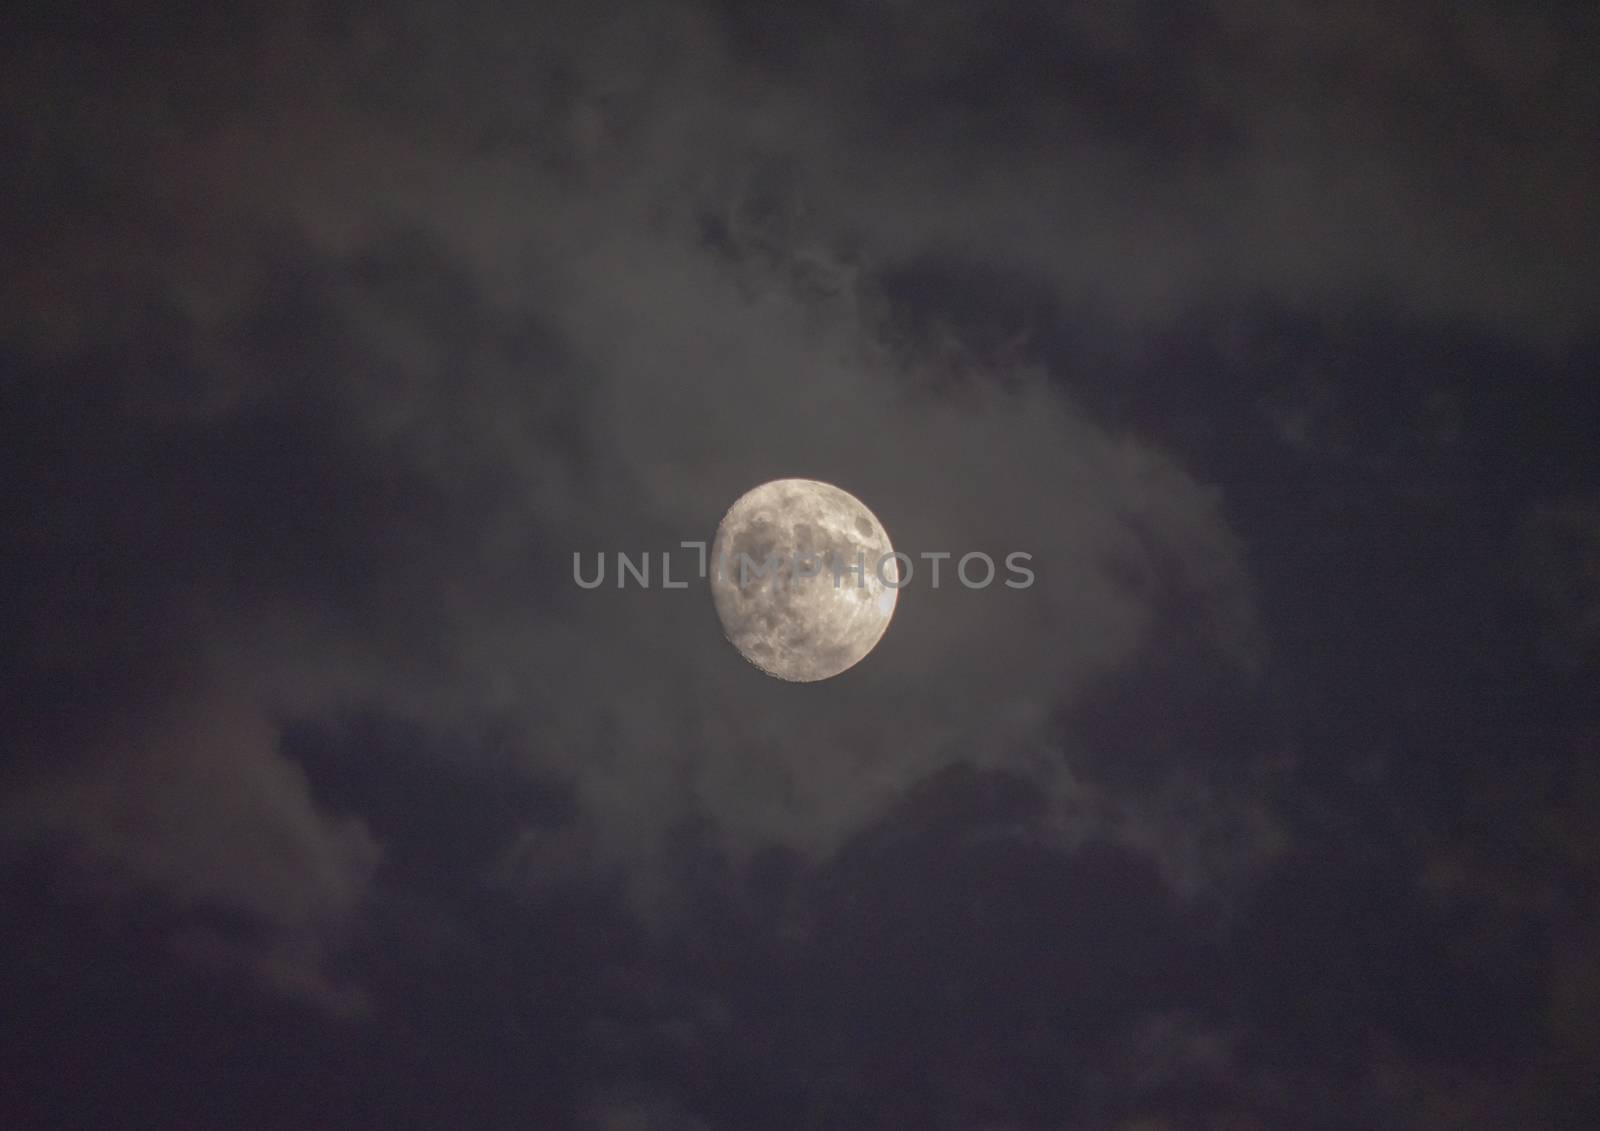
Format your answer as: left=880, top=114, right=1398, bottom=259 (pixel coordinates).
left=710, top=479, right=899, bottom=681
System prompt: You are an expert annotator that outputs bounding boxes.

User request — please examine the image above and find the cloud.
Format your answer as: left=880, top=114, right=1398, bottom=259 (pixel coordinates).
left=1521, top=497, right=1600, bottom=661
left=1, top=0, right=1280, bottom=937
left=3, top=12, right=1594, bottom=1128
left=9, top=5, right=1587, bottom=1045
left=774, top=0, right=1600, bottom=340
left=583, top=1093, right=711, bottom=1131
left=3, top=681, right=379, bottom=1010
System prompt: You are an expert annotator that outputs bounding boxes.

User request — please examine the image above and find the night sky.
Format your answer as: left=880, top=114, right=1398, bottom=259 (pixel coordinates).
left=4, top=2, right=1600, bottom=1128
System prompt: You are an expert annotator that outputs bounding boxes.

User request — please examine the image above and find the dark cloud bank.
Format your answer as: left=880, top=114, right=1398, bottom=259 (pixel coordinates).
left=3, top=1, right=1599, bottom=1127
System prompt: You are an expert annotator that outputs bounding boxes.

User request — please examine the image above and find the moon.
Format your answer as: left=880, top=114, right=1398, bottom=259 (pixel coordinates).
left=710, top=479, right=899, bottom=681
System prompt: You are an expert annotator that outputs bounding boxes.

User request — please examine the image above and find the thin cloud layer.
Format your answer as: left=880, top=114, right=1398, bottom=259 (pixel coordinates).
left=4, top=0, right=1269, bottom=922
left=3, top=1, right=1596, bottom=1126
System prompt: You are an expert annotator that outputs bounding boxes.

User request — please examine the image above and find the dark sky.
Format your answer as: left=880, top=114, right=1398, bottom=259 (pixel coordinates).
left=4, top=1, right=1599, bottom=1128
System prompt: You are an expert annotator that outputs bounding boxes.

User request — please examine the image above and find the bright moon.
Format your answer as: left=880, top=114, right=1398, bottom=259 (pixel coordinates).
left=710, top=478, right=899, bottom=682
